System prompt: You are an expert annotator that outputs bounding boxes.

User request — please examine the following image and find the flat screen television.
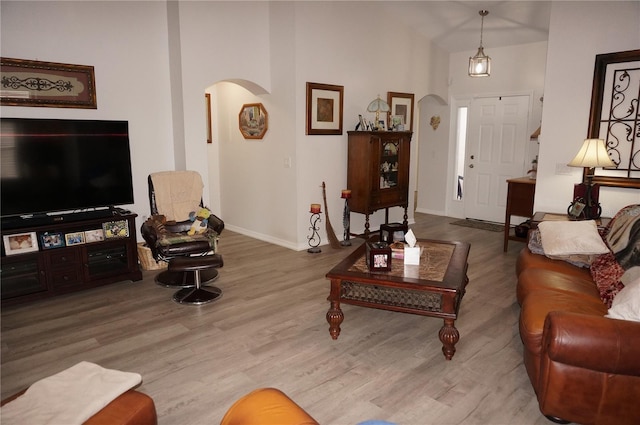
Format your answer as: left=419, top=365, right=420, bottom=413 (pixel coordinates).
left=1, top=118, right=134, bottom=221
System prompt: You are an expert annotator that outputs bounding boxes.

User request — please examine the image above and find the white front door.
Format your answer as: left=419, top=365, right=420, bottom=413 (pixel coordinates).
left=464, top=95, right=530, bottom=223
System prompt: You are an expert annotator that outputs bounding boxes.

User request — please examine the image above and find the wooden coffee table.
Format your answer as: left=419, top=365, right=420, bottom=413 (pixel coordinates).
left=326, top=238, right=470, bottom=360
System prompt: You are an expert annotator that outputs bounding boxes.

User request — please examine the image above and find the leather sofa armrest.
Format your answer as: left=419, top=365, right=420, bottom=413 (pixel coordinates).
left=543, top=311, right=640, bottom=376
left=207, top=213, right=224, bottom=235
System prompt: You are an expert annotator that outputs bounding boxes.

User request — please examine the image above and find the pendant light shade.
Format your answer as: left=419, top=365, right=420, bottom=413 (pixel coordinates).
left=469, top=10, right=491, bottom=77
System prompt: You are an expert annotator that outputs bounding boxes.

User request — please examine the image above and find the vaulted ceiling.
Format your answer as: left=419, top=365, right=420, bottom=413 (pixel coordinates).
left=381, top=1, right=552, bottom=53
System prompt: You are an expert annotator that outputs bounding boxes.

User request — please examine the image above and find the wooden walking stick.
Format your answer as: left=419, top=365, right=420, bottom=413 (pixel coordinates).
left=322, top=182, right=342, bottom=249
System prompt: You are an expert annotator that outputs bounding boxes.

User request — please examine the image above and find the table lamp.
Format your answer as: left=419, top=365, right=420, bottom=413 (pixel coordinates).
left=367, top=95, right=389, bottom=130
left=567, top=138, right=615, bottom=219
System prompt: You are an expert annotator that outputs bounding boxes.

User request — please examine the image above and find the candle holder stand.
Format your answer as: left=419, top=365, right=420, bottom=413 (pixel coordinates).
left=307, top=212, right=322, bottom=253
left=341, top=197, right=351, bottom=246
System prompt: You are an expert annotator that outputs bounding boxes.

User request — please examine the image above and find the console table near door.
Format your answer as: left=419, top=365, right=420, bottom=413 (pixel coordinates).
left=503, top=177, right=536, bottom=252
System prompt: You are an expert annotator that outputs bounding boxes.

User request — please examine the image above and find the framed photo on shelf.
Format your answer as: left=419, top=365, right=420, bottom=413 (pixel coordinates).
left=84, top=229, right=105, bottom=243
left=3, top=231, right=39, bottom=255
left=387, top=92, right=414, bottom=132
left=306, top=82, right=344, bottom=135
left=0, top=57, right=97, bottom=109
left=103, top=220, right=129, bottom=238
left=40, top=232, right=65, bottom=250
left=65, top=232, right=86, bottom=246
left=390, top=115, right=404, bottom=131
left=238, top=103, right=268, bottom=139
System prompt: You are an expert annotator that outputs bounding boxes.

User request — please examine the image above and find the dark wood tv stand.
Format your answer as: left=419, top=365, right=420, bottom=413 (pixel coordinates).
left=1, top=213, right=142, bottom=306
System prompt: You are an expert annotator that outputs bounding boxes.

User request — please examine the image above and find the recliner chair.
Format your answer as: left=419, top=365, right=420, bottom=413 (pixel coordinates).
left=140, top=171, right=224, bottom=289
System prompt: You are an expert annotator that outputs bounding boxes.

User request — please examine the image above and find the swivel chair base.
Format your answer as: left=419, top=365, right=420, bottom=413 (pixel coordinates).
left=168, top=255, right=223, bottom=306
left=155, top=268, right=218, bottom=288
left=173, top=286, right=222, bottom=305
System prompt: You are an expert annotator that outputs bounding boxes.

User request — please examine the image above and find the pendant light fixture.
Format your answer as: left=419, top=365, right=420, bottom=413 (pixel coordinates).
left=469, top=10, right=491, bottom=77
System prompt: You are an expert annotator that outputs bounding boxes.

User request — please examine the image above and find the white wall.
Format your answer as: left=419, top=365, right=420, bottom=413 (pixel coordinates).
left=194, top=1, right=447, bottom=248
left=0, top=1, right=175, bottom=236
left=1, top=0, right=446, bottom=250
left=536, top=1, right=640, bottom=217
left=5, top=2, right=635, bottom=251
left=292, top=2, right=441, bottom=244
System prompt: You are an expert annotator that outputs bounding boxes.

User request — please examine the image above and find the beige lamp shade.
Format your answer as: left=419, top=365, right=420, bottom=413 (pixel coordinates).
left=568, top=138, right=615, bottom=168
left=367, top=95, right=390, bottom=125
left=367, top=96, right=390, bottom=114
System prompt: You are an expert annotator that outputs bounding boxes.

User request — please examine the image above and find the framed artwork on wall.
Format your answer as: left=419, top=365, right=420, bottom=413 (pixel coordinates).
left=586, top=49, right=640, bottom=188
left=205, top=93, right=212, bottom=144
left=306, top=82, right=344, bottom=135
left=387, top=92, right=414, bottom=132
left=0, top=57, right=97, bottom=109
left=239, top=103, right=268, bottom=139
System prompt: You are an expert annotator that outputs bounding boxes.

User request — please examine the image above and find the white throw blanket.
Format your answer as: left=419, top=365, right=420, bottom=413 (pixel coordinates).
left=150, top=170, right=204, bottom=222
left=0, top=361, right=142, bottom=425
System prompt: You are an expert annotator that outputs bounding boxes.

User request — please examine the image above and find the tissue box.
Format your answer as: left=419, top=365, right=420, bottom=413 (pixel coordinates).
left=404, top=246, right=421, bottom=265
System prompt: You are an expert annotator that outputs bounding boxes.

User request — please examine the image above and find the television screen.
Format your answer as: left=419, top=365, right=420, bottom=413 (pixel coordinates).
left=1, top=118, right=134, bottom=218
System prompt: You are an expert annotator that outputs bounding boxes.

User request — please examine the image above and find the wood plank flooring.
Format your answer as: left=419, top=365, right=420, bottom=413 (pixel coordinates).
left=1, top=213, right=551, bottom=424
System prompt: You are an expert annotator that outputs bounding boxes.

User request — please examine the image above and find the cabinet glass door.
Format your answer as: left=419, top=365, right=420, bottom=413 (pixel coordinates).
left=379, top=141, right=400, bottom=189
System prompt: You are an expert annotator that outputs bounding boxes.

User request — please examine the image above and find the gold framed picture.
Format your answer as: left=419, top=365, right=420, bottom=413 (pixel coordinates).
left=1, top=57, right=97, bottom=108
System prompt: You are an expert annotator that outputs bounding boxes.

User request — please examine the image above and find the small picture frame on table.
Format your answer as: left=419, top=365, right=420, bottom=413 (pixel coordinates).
left=103, top=220, right=129, bottom=238
left=40, top=232, right=65, bottom=250
left=3, top=231, right=39, bottom=255
left=84, top=229, right=105, bottom=243
left=65, top=232, right=85, bottom=246
left=366, top=241, right=392, bottom=271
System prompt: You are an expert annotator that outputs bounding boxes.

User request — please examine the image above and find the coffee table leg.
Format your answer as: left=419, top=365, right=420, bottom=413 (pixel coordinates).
left=438, top=319, right=459, bottom=360
left=326, top=300, right=343, bottom=340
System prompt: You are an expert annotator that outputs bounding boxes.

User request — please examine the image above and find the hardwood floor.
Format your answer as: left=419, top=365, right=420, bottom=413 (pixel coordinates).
left=1, top=213, right=551, bottom=424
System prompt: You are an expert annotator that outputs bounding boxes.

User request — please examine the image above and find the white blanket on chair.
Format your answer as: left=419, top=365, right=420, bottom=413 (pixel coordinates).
left=0, top=361, right=142, bottom=425
left=151, top=171, right=204, bottom=222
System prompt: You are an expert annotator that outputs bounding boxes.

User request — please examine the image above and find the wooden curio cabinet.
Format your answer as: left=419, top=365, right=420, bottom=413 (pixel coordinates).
left=347, top=131, right=412, bottom=236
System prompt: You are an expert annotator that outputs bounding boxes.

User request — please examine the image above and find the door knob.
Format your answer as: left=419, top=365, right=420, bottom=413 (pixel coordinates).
left=470, top=155, right=475, bottom=159
left=469, top=164, right=474, bottom=168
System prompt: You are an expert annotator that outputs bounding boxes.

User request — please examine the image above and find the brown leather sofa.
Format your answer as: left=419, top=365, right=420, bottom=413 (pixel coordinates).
left=516, top=247, right=640, bottom=425
left=1, top=389, right=157, bottom=425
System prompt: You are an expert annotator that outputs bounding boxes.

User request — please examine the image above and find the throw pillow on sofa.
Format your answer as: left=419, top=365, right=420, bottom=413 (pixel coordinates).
left=591, top=252, right=626, bottom=308
left=606, top=276, right=640, bottom=322
left=538, top=220, right=610, bottom=259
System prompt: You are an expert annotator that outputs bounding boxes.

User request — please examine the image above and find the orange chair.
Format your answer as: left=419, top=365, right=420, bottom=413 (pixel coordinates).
left=220, top=388, right=318, bottom=425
